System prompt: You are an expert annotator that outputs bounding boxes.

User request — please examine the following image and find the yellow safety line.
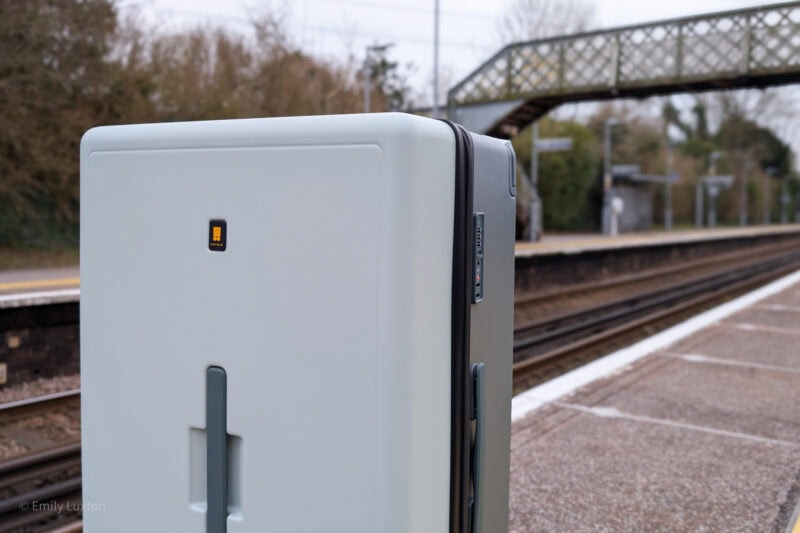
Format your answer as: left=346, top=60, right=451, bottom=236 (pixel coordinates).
left=792, top=515, right=800, bottom=533
left=0, top=277, right=80, bottom=291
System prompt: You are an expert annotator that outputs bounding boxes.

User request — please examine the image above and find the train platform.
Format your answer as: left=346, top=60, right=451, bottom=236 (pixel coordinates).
left=0, top=267, right=79, bottom=313
left=0, top=267, right=79, bottom=298
left=0, top=227, right=797, bottom=296
left=509, top=269, right=800, bottom=532
left=515, top=224, right=800, bottom=257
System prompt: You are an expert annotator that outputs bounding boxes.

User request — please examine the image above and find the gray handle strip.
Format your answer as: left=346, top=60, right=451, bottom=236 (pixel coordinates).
left=207, top=366, right=228, bottom=533
left=471, top=363, right=486, bottom=533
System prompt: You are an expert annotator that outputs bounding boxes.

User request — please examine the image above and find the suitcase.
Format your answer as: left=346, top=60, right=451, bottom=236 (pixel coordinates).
left=80, top=113, right=515, bottom=532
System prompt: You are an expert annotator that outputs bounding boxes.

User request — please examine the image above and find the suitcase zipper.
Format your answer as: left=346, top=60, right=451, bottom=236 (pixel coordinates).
left=439, top=120, right=475, bottom=533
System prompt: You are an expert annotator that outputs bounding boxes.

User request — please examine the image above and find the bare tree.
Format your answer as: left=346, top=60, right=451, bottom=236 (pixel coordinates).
left=496, top=0, right=596, bottom=43
left=0, top=3, right=405, bottom=248
left=713, top=89, right=799, bottom=151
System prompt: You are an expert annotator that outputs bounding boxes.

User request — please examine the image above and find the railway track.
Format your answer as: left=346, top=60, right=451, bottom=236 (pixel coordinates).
left=0, top=392, right=82, bottom=533
left=0, top=390, right=80, bottom=424
left=514, top=238, right=800, bottom=312
left=512, top=242, right=800, bottom=392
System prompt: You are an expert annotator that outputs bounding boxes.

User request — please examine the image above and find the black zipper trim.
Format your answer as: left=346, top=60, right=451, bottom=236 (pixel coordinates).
left=440, top=120, right=474, bottom=533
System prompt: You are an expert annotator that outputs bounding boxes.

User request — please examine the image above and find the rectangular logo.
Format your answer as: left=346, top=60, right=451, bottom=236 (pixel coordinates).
left=209, top=220, right=227, bottom=251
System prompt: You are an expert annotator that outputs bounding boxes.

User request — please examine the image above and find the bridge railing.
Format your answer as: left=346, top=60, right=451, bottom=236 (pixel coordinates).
left=448, top=2, right=800, bottom=107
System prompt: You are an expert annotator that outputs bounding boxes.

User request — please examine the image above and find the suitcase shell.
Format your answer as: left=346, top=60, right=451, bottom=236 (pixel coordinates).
left=468, top=132, right=515, bottom=533
left=80, top=113, right=514, bottom=532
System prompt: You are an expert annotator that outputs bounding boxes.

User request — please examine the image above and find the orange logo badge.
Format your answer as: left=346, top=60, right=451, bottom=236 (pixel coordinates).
left=209, top=220, right=227, bottom=251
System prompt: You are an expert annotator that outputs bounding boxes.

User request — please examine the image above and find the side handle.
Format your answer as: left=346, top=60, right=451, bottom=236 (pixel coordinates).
left=470, top=363, right=486, bottom=533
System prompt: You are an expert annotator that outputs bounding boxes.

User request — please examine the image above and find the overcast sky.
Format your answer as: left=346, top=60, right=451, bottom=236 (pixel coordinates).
left=124, top=0, right=770, bottom=106
left=118, top=0, right=800, bottom=165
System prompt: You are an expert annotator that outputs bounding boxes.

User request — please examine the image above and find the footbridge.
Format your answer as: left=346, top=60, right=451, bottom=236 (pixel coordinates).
left=447, top=2, right=800, bottom=136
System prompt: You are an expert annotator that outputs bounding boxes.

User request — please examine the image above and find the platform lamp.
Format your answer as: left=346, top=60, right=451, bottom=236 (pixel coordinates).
left=781, top=173, right=790, bottom=224
left=739, top=160, right=753, bottom=226
left=795, top=177, right=800, bottom=224
left=665, top=139, right=674, bottom=230
left=710, top=151, right=723, bottom=227
left=697, top=151, right=723, bottom=227
left=765, top=166, right=777, bottom=224
left=602, top=118, right=619, bottom=235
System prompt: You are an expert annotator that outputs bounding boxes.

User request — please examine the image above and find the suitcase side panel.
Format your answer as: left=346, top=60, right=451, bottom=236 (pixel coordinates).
left=469, top=133, right=516, bottom=533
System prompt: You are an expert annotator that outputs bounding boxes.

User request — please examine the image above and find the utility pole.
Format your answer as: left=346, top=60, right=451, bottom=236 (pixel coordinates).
left=363, top=43, right=393, bottom=113
left=363, top=56, right=370, bottom=113
left=432, top=0, right=440, bottom=118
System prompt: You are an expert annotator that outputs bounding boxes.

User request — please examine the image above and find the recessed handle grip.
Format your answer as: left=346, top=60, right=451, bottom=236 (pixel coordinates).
left=207, top=366, right=228, bottom=533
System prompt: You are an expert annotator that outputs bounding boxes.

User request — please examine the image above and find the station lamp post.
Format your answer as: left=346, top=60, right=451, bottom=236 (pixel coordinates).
left=702, top=175, right=734, bottom=227
left=781, top=174, right=790, bottom=224
left=697, top=151, right=723, bottom=227
left=739, top=160, right=752, bottom=226
left=665, top=140, right=675, bottom=230
left=765, top=166, right=776, bottom=224
left=602, top=118, right=619, bottom=235
left=795, top=178, right=800, bottom=223
left=363, top=43, right=394, bottom=113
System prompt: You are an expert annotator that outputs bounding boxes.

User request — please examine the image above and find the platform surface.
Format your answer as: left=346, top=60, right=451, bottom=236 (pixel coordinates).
left=510, top=271, right=800, bottom=532
left=515, top=224, right=800, bottom=257
left=0, top=267, right=79, bottom=295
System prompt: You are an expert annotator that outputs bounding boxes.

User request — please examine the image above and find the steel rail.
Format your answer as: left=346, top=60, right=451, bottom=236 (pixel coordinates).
left=514, top=246, right=800, bottom=350
left=514, top=238, right=800, bottom=307
left=512, top=252, right=800, bottom=390
left=0, top=442, right=83, bottom=532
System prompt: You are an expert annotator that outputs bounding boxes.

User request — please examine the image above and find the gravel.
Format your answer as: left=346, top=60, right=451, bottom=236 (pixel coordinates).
left=0, top=374, right=80, bottom=404
left=0, top=437, right=29, bottom=458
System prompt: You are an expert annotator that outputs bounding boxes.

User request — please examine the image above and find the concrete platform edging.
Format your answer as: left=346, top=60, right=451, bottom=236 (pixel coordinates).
left=0, top=289, right=81, bottom=308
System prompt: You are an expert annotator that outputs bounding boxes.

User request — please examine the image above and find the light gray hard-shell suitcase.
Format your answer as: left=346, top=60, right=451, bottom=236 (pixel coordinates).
left=80, top=113, right=515, bottom=533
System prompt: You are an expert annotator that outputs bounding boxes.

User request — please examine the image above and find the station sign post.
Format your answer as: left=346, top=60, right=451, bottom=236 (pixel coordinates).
left=529, top=123, right=573, bottom=242
left=701, top=175, right=734, bottom=227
